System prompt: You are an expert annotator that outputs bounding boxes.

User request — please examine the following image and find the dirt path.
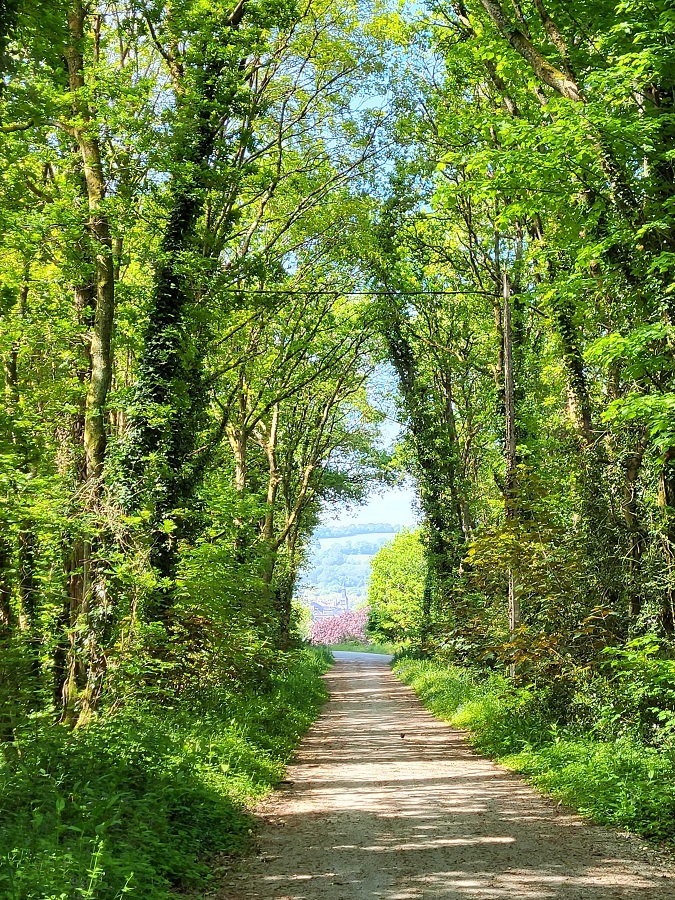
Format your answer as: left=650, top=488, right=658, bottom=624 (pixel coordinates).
left=219, top=651, right=674, bottom=899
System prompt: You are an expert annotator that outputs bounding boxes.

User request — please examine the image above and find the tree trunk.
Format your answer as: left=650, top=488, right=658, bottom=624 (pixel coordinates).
left=17, top=521, right=42, bottom=684
left=274, top=531, right=298, bottom=651
left=65, top=2, right=115, bottom=484
left=126, top=46, right=246, bottom=621
left=658, top=449, right=675, bottom=633
left=61, top=537, right=91, bottom=727
left=261, top=404, right=281, bottom=546
left=54, top=283, right=91, bottom=723
left=622, top=435, right=648, bottom=618
left=0, top=533, right=15, bottom=744
left=59, top=1, right=116, bottom=725
left=0, top=535, right=12, bottom=633
left=385, top=305, right=466, bottom=612
left=503, top=273, right=520, bottom=676
left=503, top=274, right=517, bottom=510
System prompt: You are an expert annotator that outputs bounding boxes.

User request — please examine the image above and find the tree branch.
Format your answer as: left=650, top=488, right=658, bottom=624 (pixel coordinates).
left=478, top=0, right=583, bottom=101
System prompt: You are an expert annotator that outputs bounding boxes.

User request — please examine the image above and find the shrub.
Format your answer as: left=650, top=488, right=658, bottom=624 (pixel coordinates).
left=0, top=649, right=330, bottom=900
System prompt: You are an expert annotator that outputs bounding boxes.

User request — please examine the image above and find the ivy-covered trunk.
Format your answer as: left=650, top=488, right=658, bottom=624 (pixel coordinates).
left=124, top=3, right=257, bottom=624
left=385, top=307, right=466, bottom=641
left=502, top=273, right=520, bottom=661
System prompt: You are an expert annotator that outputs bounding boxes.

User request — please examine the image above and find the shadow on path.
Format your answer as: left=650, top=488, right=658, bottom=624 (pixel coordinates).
left=219, top=652, right=674, bottom=900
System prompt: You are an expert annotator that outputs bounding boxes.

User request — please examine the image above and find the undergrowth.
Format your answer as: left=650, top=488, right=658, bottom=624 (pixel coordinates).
left=0, top=647, right=331, bottom=900
left=395, top=657, right=675, bottom=843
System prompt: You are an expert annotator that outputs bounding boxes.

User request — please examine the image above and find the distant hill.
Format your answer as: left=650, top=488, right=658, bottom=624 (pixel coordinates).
left=313, top=523, right=398, bottom=539
left=297, top=524, right=401, bottom=614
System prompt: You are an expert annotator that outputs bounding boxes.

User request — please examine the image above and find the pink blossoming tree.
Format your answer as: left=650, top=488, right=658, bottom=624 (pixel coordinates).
left=309, top=607, right=370, bottom=645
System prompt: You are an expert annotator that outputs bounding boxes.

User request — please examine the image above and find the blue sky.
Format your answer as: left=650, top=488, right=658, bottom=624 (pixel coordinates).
left=329, top=365, right=421, bottom=529
left=331, top=481, right=420, bottom=528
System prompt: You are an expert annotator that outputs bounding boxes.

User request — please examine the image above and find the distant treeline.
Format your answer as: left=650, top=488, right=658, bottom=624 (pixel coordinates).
left=314, top=523, right=399, bottom=539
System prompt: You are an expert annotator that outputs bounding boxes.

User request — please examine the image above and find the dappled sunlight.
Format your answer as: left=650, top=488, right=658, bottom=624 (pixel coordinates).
left=220, top=653, right=674, bottom=899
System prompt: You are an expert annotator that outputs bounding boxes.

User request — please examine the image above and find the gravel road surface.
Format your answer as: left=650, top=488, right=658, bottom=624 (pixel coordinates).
left=219, top=651, right=674, bottom=899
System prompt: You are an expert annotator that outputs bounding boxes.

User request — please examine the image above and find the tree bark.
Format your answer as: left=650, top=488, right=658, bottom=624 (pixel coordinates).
left=57, top=3, right=116, bottom=724
left=503, top=272, right=517, bottom=506
left=273, top=529, right=298, bottom=650
left=477, top=0, right=583, bottom=101
left=622, top=434, right=648, bottom=618
left=261, top=403, right=281, bottom=553
left=531, top=0, right=572, bottom=72
left=0, top=535, right=12, bottom=633
left=65, top=1, right=115, bottom=484
left=0, top=533, right=15, bottom=745
left=658, top=449, right=675, bottom=633
left=503, top=273, right=520, bottom=675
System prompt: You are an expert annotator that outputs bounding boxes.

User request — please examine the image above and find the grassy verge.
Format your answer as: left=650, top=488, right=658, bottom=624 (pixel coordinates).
left=395, top=657, right=675, bottom=843
left=0, top=647, right=331, bottom=900
left=330, top=640, right=398, bottom=654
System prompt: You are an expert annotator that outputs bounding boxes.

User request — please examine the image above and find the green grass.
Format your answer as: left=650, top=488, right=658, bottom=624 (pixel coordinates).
left=0, top=647, right=331, bottom=900
left=395, top=657, right=675, bottom=843
left=329, top=640, right=398, bottom=654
